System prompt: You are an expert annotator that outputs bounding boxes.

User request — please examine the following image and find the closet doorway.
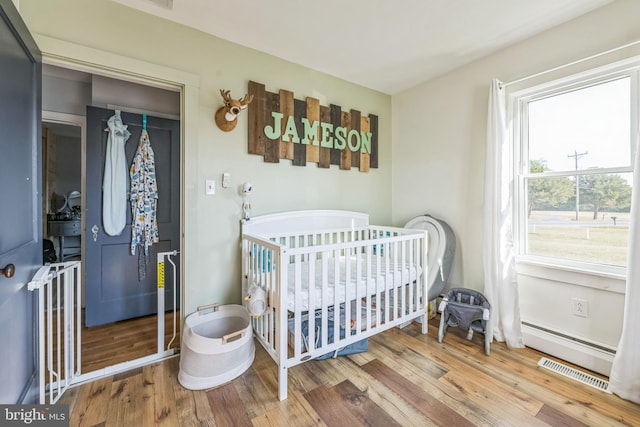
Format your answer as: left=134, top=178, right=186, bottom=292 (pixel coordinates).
left=42, top=64, right=182, bottom=375
left=84, top=106, right=180, bottom=327
left=42, top=116, right=83, bottom=264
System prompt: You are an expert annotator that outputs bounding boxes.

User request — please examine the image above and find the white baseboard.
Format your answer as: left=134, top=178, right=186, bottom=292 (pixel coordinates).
left=522, top=323, right=615, bottom=377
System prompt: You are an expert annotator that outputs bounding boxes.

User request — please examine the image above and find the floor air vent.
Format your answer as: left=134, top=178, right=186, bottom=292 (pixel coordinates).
left=538, top=357, right=610, bottom=393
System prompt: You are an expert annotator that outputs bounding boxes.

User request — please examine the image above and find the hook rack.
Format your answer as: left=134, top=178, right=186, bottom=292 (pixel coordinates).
left=142, top=114, right=147, bottom=131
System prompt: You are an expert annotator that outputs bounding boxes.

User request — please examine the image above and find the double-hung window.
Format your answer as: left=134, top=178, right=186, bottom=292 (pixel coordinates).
left=514, top=63, right=639, bottom=274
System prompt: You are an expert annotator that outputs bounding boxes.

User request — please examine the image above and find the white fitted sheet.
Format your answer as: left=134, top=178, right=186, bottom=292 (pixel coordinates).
left=287, top=255, right=421, bottom=312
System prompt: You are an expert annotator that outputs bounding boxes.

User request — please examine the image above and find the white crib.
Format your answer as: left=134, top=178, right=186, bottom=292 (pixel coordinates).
left=241, top=210, right=429, bottom=400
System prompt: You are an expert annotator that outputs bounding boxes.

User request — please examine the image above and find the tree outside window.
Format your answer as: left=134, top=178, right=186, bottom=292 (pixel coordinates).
left=518, top=74, right=635, bottom=268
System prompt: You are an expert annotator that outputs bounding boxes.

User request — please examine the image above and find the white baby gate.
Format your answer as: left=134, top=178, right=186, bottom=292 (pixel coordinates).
left=28, top=261, right=82, bottom=405
left=28, top=251, right=180, bottom=404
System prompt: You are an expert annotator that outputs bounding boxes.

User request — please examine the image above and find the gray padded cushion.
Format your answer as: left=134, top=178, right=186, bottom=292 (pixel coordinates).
left=404, top=215, right=456, bottom=301
left=442, top=288, right=490, bottom=331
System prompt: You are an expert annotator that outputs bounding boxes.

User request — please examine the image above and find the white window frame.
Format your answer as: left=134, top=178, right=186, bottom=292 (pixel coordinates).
left=510, top=57, right=640, bottom=288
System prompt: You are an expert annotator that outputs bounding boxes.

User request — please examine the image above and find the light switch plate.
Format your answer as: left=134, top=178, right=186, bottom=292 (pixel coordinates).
left=222, top=172, right=230, bottom=188
left=205, top=179, right=215, bottom=195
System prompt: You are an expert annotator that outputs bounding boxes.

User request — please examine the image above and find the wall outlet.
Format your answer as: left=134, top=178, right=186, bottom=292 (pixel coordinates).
left=571, top=297, right=588, bottom=317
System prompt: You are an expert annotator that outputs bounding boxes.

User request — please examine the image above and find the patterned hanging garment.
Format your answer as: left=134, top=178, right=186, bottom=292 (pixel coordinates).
left=129, top=128, right=159, bottom=280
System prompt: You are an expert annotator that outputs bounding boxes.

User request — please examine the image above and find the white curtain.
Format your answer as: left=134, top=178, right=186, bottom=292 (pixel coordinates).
left=608, top=131, right=640, bottom=403
left=483, top=79, right=524, bottom=348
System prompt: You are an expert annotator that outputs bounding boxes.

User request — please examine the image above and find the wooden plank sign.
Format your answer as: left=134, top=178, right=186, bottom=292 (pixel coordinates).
left=247, top=81, right=266, bottom=156
left=340, top=111, right=352, bottom=171
left=330, top=104, right=342, bottom=166
left=319, top=105, right=331, bottom=168
left=264, top=91, right=280, bottom=163
left=369, top=114, right=379, bottom=168
left=247, top=81, right=378, bottom=172
left=360, top=115, right=370, bottom=172
left=350, top=109, right=361, bottom=170
left=279, top=89, right=294, bottom=160
left=293, top=98, right=306, bottom=166
left=305, top=97, right=320, bottom=164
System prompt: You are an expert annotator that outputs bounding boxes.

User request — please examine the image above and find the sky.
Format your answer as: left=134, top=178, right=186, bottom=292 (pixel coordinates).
left=528, top=76, right=631, bottom=172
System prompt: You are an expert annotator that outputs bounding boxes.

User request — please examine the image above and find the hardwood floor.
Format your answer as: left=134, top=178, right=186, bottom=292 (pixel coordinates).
left=59, top=317, right=639, bottom=426
left=80, top=310, right=181, bottom=374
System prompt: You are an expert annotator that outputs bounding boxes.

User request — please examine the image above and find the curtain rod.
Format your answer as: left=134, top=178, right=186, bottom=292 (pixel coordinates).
left=502, top=39, right=640, bottom=88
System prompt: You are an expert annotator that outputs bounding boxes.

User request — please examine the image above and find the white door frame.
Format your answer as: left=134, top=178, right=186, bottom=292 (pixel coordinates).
left=35, top=35, right=200, bottom=381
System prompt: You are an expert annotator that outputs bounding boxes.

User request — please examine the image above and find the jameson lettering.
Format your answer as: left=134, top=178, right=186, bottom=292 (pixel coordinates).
left=264, top=112, right=372, bottom=154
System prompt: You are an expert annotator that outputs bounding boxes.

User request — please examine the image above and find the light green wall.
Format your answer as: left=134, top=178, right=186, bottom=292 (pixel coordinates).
left=19, top=0, right=392, bottom=314
left=392, top=0, right=640, bottom=370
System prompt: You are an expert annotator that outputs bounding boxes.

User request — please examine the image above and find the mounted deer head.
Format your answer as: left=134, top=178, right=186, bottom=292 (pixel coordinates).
left=214, top=89, right=254, bottom=132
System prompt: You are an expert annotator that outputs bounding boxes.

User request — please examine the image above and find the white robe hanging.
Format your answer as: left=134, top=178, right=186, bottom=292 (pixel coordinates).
left=103, top=110, right=131, bottom=236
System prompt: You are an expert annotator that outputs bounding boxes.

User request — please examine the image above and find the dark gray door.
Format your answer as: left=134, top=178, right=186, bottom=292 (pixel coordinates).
left=0, top=0, right=42, bottom=404
left=85, top=106, right=180, bottom=327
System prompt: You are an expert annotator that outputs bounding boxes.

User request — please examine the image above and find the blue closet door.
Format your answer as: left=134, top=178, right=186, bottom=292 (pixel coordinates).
left=0, top=0, right=42, bottom=403
left=85, top=106, right=180, bottom=327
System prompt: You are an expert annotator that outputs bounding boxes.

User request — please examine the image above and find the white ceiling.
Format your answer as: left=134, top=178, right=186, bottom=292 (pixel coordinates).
left=112, top=0, right=613, bottom=94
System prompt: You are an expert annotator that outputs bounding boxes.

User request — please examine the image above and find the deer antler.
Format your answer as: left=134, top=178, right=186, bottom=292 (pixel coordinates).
left=220, top=89, right=232, bottom=104
left=239, top=94, right=254, bottom=107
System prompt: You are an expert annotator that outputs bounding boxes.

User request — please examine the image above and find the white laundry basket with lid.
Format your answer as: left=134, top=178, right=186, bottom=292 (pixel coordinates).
left=178, top=304, right=255, bottom=390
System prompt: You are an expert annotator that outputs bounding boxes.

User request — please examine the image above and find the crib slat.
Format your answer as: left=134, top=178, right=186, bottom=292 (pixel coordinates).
left=268, top=246, right=276, bottom=348
left=375, top=232, right=382, bottom=328
left=330, top=247, right=339, bottom=353
left=344, top=245, right=353, bottom=337
left=320, top=251, right=329, bottom=350
left=408, top=238, right=415, bottom=314
left=401, top=240, right=407, bottom=318
left=355, top=245, right=363, bottom=333
left=391, top=239, right=398, bottom=321
left=384, top=236, right=391, bottom=324
left=294, top=253, right=303, bottom=357
left=307, top=251, right=316, bottom=352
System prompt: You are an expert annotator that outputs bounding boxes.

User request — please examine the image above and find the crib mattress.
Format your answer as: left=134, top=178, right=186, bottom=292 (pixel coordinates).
left=286, top=255, right=421, bottom=312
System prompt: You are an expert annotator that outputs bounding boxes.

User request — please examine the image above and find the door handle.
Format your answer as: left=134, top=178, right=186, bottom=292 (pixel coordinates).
left=91, top=225, right=99, bottom=242
left=0, top=264, right=15, bottom=279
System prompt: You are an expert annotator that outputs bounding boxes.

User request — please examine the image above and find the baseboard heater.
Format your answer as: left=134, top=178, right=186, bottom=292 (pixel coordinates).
left=522, top=321, right=617, bottom=353
left=521, top=321, right=616, bottom=378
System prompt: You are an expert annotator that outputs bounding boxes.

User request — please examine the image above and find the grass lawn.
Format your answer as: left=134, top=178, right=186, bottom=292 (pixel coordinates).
left=527, top=211, right=629, bottom=266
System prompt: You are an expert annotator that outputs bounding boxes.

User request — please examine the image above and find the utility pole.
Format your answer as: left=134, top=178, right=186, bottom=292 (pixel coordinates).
left=568, top=150, right=588, bottom=220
